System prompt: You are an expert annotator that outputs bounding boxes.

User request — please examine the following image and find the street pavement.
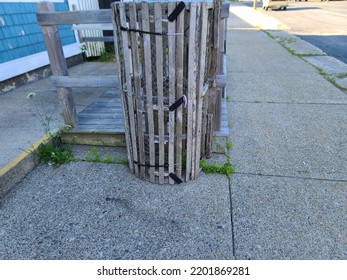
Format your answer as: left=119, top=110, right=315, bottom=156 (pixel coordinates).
left=0, top=1, right=346, bottom=260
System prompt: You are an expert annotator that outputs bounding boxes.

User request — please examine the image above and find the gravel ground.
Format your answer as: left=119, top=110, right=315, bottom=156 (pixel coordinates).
left=0, top=155, right=233, bottom=260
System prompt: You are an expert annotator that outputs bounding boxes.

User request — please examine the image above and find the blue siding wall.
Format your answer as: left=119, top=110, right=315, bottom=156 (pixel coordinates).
left=0, top=1, right=76, bottom=64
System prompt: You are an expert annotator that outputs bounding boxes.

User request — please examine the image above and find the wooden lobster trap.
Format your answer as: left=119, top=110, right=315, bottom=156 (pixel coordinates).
left=112, top=0, right=218, bottom=184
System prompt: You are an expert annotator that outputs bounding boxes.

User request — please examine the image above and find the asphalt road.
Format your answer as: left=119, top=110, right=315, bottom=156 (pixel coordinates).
left=255, top=1, right=347, bottom=64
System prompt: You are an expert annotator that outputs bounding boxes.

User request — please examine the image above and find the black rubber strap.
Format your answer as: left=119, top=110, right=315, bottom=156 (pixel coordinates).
left=169, top=95, right=187, bottom=112
left=133, top=161, right=183, bottom=184
left=120, top=25, right=167, bottom=36
left=168, top=2, right=186, bottom=22
left=169, top=173, right=183, bottom=184
left=133, top=160, right=168, bottom=168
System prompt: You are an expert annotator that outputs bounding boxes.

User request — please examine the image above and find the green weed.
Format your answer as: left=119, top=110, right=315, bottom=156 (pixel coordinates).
left=98, top=50, right=115, bottom=62
left=85, top=147, right=101, bottom=162
left=27, top=92, right=73, bottom=166
left=37, top=140, right=73, bottom=167
left=226, top=140, right=233, bottom=150
left=336, top=73, right=347, bottom=79
left=315, top=67, right=347, bottom=93
left=200, top=159, right=235, bottom=179
left=85, top=147, right=128, bottom=165
left=200, top=140, right=235, bottom=179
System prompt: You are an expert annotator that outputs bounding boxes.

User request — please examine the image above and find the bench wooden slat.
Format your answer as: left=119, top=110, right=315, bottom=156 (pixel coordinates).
left=37, top=10, right=112, bottom=25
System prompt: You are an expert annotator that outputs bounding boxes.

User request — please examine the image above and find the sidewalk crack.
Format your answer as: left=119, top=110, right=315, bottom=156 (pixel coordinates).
left=228, top=178, right=237, bottom=259
left=234, top=171, right=347, bottom=183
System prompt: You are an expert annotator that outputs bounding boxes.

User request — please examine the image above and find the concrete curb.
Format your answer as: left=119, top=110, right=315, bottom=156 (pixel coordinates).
left=0, top=135, right=49, bottom=197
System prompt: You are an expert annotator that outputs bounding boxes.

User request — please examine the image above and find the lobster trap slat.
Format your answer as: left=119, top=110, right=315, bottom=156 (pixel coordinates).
left=140, top=2, right=156, bottom=183
left=111, top=4, right=134, bottom=173
left=194, top=5, right=209, bottom=180
left=128, top=3, right=146, bottom=179
left=118, top=3, right=139, bottom=176
left=168, top=3, right=176, bottom=185
left=185, top=3, right=197, bottom=181
left=112, top=1, right=212, bottom=184
left=154, top=3, right=165, bottom=184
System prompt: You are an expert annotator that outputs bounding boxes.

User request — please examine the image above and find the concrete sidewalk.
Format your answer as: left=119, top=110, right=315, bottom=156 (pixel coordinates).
left=226, top=2, right=346, bottom=259
left=0, top=1, right=346, bottom=260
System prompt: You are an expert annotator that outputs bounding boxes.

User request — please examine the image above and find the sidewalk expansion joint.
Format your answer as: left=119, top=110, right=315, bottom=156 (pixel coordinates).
left=233, top=171, right=347, bottom=183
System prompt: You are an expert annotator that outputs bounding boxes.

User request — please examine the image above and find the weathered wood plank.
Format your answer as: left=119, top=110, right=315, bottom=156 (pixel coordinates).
left=37, top=10, right=112, bottom=25
left=112, top=4, right=134, bottom=173
left=78, top=113, right=123, bottom=119
left=190, top=3, right=201, bottom=180
left=81, top=105, right=119, bottom=111
left=168, top=2, right=176, bottom=184
left=175, top=3, right=184, bottom=180
left=214, top=88, right=222, bottom=130
left=154, top=2, right=165, bottom=184
left=185, top=3, right=197, bottom=181
left=74, top=124, right=124, bottom=132
left=78, top=118, right=124, bottom=125
left=82, top=98, right=120, bottom=105
left=81, top=108, right=120, bottom=114
left=205, top=0, right=223, bottom=144
left=38, top=2, right=77, bottom=128
left=207, top=0, right=222, bottom=116
left=88, top=98, right=120, bottom=104
left=213, top=0, right=222, bottom=51
left=194, top=3, right=208, bottom=179
left=206, top=113, right=213, bottom=158
left=61, top=131, right=126, bottom=147
left=51, top=76, right=118, bottom=88
left=142, top=3, right=156, bottom=183
left=201, top=83, right=210, bottom=157
left=129, top=2, right=146, bottom=179
left=119, top=3, right=139, bottom=176
left=213, top=14, right=227, bottom=130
